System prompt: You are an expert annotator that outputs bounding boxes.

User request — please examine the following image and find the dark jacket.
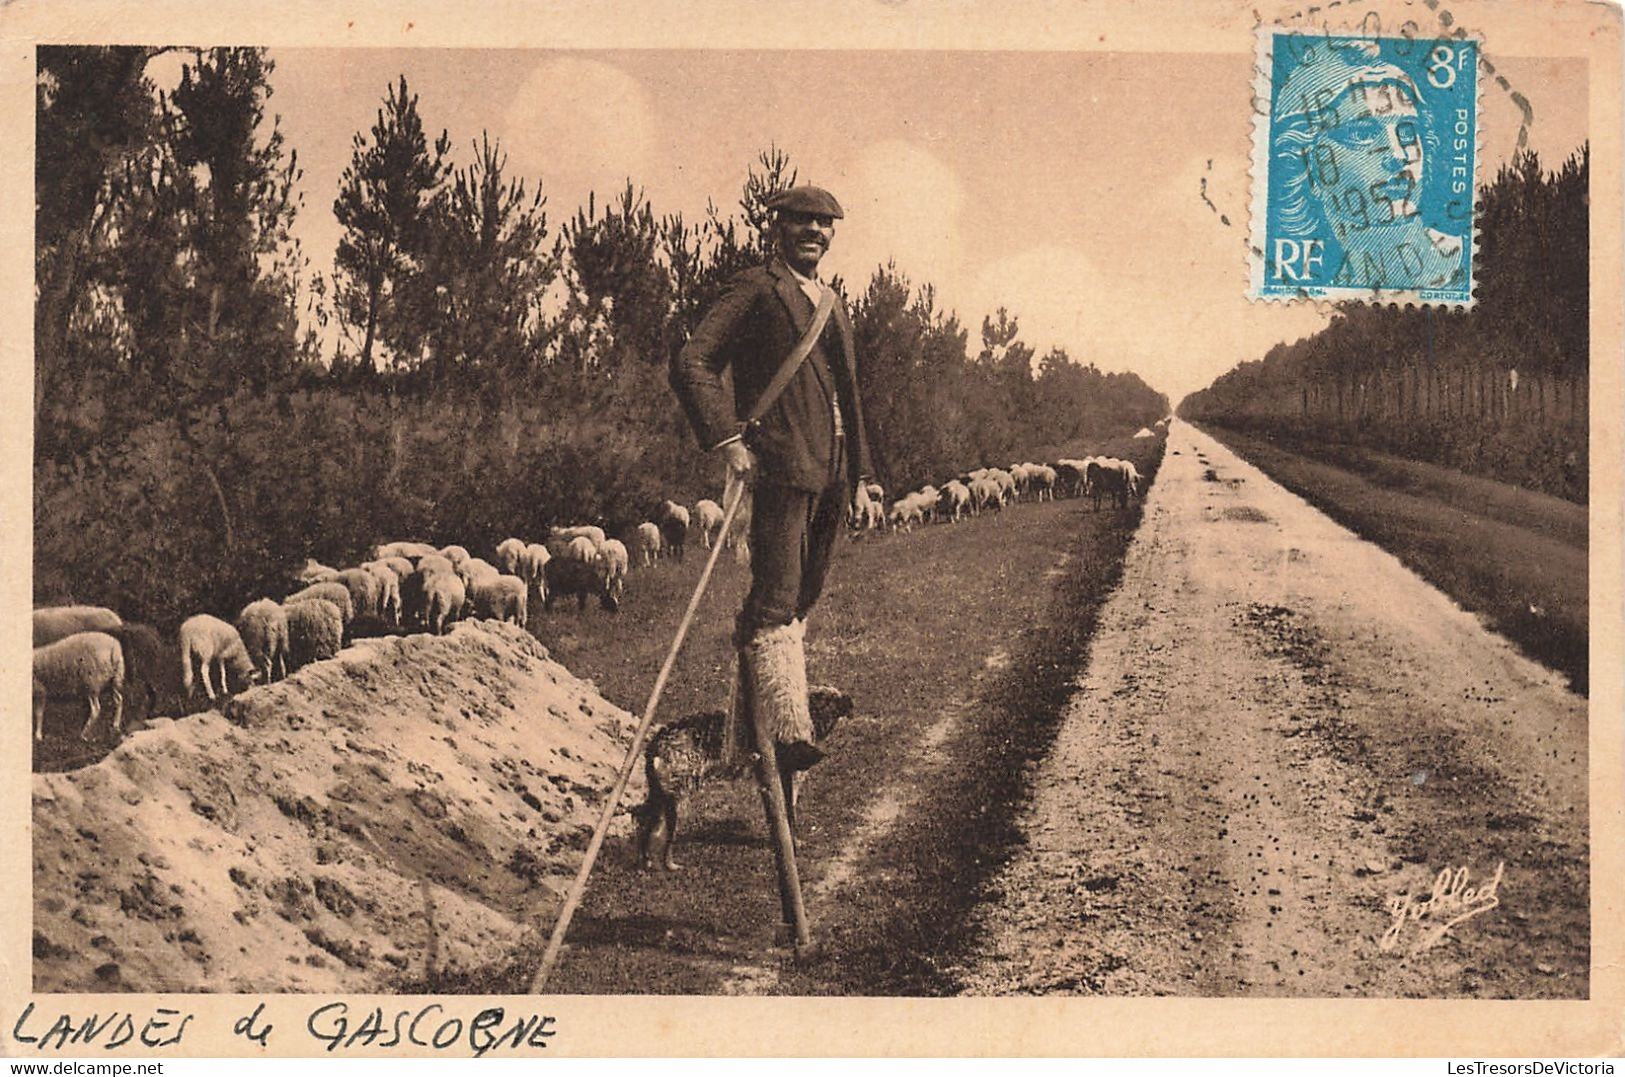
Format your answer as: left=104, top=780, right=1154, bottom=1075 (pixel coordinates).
left=670, top=259, right=874, bottom=494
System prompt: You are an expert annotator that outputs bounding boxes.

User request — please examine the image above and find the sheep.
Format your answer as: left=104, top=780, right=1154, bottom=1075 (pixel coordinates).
left=372, top=540, right=438, bottom=562
left=1031, top=464, right=1057, bottom=501
left=600, top=538, right=630, bottom=605
left=632, top=522, right=663, bottom=568
left=938, top=481, right=972, bottom=523
left=544, top=554, right=619, bottom=613
left=521, top=542, right=552, bottom=602
left=33, top=632, right=125, bottom=742
left=969, top=477, right=1003, bottom=515
left=424, top=571, right=467, bottom=635
left=546, top=525, right=607, bottom=555
left=235, top=599, right=289, bottom=684
left=656, top=501, right=690, bottom=562
left=400, top=556, right=456, bottom=629
left=366, top=556, right=416, bottom=581
left=1085, top=459, right=1132, bottom=510
left=103, top=623, right=173, bottom=725
left=495, top=537, right=528, bottom=578
left=1054, top=460, right=1086, bottom=499
left=332, top=567, right=387, bottom=636
left=438, top=544, right=472, bottom=569
left=284, top=598, right=342, bottom=670
left=285, top=581, right=355, bottom=631
left=558, top=535, right=599, bottom=564
left=864, top=481, right=885, bottom=506
left=33, top=605, right=122, bottom=648
left=692, top=499, right=724, bottom=549
left=471, top=574, right=528, bottom=625
left=179, top=614, right=257, bottom=701
left=292, top=558, right=340, bottom=587
left=367, top=564, right=403, bottom=627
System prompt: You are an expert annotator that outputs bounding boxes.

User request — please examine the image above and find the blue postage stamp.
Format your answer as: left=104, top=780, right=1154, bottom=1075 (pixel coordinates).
left=1250, top=30, right=1479, bottom=306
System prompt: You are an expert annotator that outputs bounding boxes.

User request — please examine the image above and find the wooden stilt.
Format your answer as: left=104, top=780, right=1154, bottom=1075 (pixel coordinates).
left=752, top=731, right=812, bottom=950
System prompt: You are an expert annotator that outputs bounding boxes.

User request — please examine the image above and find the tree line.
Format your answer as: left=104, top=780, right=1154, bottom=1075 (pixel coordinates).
left=34, top=46, right=1168, bottom=630
left=1180, top=146, right=1589, bottom=503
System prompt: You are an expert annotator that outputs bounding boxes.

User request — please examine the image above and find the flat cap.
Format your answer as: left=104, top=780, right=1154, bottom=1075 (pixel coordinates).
left=766, top=185, right=844, bottom=219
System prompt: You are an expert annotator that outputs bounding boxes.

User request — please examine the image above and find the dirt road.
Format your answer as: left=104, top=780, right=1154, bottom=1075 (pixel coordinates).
left=954, top=422, right=1588, bottom=997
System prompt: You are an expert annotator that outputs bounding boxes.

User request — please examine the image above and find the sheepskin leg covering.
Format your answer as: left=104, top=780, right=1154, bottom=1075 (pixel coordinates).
left=743, top=618, right=813, bottom=747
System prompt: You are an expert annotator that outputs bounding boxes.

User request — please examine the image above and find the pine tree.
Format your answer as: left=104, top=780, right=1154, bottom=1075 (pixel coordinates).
left=332, top=75, right=451, bottom=374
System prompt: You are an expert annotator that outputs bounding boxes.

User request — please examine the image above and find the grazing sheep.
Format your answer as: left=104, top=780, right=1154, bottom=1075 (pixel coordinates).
left=33, top=605, right=122, bottom=648
left=235, top=599, right=289, bottom=684
left=335, top=567, right=385, bottom=633
left=358, top=562, right=403, bottom=627
left=544, top=554, right=619, bottom=613
left=558, top=535, right=599, bottom=564
left=549, top=524, right=607, bottom=547
left=1031, top=464, right=1057, bottom=501
left=471, top=574, right=528, bottom=625
left=656, top=501, right=690, bottom=562
left=632, top=522, right=662, bottom=568
left=32, top=631, right=125, bottom=742
left=284, top=598, right=343, bottom=670
left=285, top=581, right=355, bottom=631
left=424, top=571, right=467, bottom=635
left=438, top=544, right=472, bottom=569
left=692, top=499, right=724, bottom=549
left=495, top=537, right=528, bottom=577
left=292, top=558, right=340, bottom=587
left=179, top=614, right=256, bottom=701
left=520, top=542, right=552, bottom=602
left=366, top=556, right=415, bottom=581
left=372, top=540, right=438, bottom=562
left=103, top=623, right=173, bottom=724
left=969, top=477, right=1003, bottom=515
left=600, top=538, right=630, bottom=606
left=938, top=480, right=972, bottom=523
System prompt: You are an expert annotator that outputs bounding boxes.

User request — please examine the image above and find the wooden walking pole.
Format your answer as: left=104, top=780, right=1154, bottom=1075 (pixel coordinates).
left=529, top=481, right=746, bottom=994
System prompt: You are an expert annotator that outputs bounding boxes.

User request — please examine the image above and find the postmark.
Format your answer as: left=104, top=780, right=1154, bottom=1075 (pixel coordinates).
left=1250, top=29, right=1480, bottom=306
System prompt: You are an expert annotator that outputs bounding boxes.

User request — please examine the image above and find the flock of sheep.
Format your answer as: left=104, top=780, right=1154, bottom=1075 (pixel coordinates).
left=27, top=499, right=735, bottom=748
left=31, top=426, right=1162, bottom=753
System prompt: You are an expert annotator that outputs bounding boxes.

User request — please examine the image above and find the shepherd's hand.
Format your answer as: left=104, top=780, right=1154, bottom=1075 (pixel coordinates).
left=717, top=439, right=757, bottom=486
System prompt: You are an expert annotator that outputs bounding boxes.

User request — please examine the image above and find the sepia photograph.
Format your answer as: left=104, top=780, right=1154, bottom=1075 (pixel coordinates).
left=5, top=0, right=1621, bottom=1058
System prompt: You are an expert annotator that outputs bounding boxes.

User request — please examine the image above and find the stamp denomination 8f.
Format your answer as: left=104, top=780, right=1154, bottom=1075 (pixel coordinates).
left=1250, top=30, right=1479, bottom=307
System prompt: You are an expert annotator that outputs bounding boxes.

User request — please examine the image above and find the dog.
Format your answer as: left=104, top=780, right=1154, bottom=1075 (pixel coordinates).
left=632, top=684, right=852, bottom=871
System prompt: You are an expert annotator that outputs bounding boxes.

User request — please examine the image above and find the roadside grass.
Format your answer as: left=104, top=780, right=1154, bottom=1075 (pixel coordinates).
left=1201, top=426, right=1588, bottom=696
left=531, top=434, right=1164, bottom=993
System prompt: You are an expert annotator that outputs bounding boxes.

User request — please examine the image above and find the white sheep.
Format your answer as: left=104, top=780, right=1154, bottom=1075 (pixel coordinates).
left=600, top=538, right=630, bottom=603
left=283, top=598, right=342, bottom=670
left=632, top=521, right=662, bottom=568
left=656, top=501, right=690, bottom=562
left=178, top=614, right=256, bottom=701
left=439, top=544, right=472, bottom=569
left=335, top=567, right=385, bottom=630
left=362, top=562, right=403, bottom=626
left=424, top=571, right=467, bottom=635
left=32, top=631, right=125, bottom=742
left=561, top=535, right=599, bottom=564
left=33, top=605, right=122, bottom=648
left=285, top=581, right=355, bottom=629
left=372, top=540, right=438, bottom=562
left=471, top=574, right=528, bottom=625
left=692, top=499, right=724, bottom=549
left=548, top=524, right=607, bottom=548
left=235, top=599, right=289, bottom=684
left=521, top=542, right=552, bottom=593
left=292, top=558, right=340, bottom=587
left=495, top=537, right=528, bottom=577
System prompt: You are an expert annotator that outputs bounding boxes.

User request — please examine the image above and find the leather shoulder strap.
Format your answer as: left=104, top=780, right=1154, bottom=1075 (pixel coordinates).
left=746, top=287, right=836, bottom=425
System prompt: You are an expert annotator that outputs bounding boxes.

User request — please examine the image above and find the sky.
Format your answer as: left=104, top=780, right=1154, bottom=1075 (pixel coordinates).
left=180, top=47, right=1587, bottom=405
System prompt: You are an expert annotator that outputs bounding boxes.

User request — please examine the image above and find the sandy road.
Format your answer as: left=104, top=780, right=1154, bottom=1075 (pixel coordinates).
left=955, top=422, right=1589, bottom=997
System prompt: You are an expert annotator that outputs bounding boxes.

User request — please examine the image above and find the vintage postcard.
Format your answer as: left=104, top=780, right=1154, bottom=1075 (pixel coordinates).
left=3, top=0, right=1620, bottom=1059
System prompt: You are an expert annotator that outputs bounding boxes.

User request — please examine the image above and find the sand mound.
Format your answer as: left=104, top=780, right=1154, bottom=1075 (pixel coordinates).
left=32, top=621, right=639, bottom=993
